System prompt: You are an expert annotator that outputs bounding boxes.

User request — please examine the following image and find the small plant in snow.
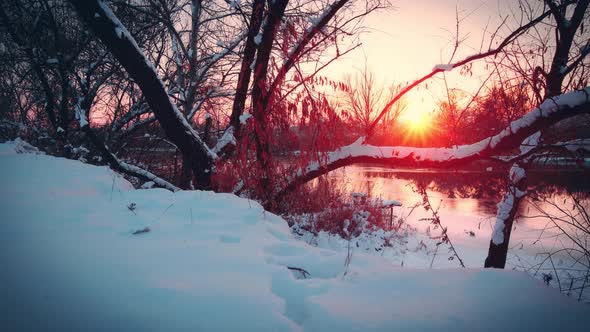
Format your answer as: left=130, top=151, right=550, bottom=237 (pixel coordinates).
left=416, top=184, right=465, bottom=268
left=127, top=202, right=137, bottom=215
left=127, top=202, right=137, bottom=211
left=343, top=219, right=352, bottom=276
left=132, top=227, right=150, bottom=235
left=542, top=273, right=553, bottom=286
left=285, top=177, right=413, bottom=256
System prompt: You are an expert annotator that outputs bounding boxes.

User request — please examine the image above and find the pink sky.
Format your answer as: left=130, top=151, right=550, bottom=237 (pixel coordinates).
left=322, top=0, right=522, bottom=122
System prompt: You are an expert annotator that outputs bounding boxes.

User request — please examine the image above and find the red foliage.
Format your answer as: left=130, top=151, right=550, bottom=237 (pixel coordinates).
left=280, top=177, right=392, bottom=238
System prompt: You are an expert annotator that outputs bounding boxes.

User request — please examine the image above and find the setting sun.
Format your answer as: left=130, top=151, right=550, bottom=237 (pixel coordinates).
left=400, top=111, right=434, bottom=145
left=403, top=111, right=431, bottom=132
left=2, top=0, right=589, bottom=329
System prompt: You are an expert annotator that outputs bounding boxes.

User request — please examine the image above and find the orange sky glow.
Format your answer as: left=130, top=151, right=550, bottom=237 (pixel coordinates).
left=322, top=0, right=522, bottom=129
left=89, top=0, right=526, bottom=139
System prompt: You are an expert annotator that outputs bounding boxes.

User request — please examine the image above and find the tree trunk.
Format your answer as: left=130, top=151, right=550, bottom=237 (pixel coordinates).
left=544, top=0, right=589, bottom=98
left=179, top=154, right=193, bottom=190
left=228, top=0, right=264, bottom=134
left=70, top=0, right=214, bottom=189
left=484, top=165, right=528, bottom=268
left=484, top=0, right=589, bottom=268
left=249, top=0, right=289, bottom=199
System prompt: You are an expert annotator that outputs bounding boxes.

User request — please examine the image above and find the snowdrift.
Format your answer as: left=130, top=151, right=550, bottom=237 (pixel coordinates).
left=0, top=140, right=588, bottom=331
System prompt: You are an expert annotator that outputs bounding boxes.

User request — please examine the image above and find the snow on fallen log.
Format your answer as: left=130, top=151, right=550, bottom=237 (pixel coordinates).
left=274, top=88, right=590, bottom=202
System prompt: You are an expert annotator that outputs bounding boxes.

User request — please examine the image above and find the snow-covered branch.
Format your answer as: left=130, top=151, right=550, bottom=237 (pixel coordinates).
left=490, top=165, right=526, bottom=245
left=187, top=88, right=232, bottom=121
left=554, top=139, right=590, bottom=153
left=117, top=160, right=180, bottom=192
left=116, top=116, right=157, bottom=140
left=70, top=0, right=217, bottom=188
left=489, top=138, right=590, bottom=165
left=212, top=125, right=236, bottom=154
left=484, top=131, right=541, bottom=268
left=490, top=131, right=540, bottom=246
left=111, top=102, right=150, bottom=132
left=365, top=4, right=564, bottom=138
left=76, top=103, right=179, bottom=191
left=222, top=0, right=264, bottom=157
left=273, top=88, right=590, bottom=202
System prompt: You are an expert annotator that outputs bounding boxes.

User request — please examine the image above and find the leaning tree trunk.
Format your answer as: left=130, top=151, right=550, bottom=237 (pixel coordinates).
left=69, top=0, right=215, bottom=189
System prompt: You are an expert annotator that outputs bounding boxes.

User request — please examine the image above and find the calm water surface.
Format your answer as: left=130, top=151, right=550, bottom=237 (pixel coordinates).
left=325, top=165, right=590, bottom=264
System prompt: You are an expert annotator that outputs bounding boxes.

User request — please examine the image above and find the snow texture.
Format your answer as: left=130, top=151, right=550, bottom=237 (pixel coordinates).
left=519, top=131, right=541, bottom=154
left=434, top=64, right=454, bottom=71
left=509, top=164, right=526, bottom=183
left=0, top=138, right=42, bottom=155
left=254, top=33, right=263, bottom=45
left=491, top=130, right=541, bottom=246
left=140, top=181, right=155, bottom=189
left=75, top=98, right=89, bottom=128
left=229, top=0, right=241, bottom=9
left=212, top=125, right=236, bottom=154
left=239, top=112, right=252, bottom=124
left=250, top=53, right=257, bottom=71
left=491, top=190, right=514, bottom=245
left=381, top=199, right=402, bottom=207
left=491, top=164, right=527, bottom=245
left=1, top=141, right=589, bottom=330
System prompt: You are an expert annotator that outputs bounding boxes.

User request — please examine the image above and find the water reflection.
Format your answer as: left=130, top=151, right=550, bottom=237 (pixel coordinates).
left=326, top=165, right=590, bottom=219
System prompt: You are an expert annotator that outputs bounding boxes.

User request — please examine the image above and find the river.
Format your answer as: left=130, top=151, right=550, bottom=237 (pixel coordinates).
left=322, top=165, right=590, bottom=273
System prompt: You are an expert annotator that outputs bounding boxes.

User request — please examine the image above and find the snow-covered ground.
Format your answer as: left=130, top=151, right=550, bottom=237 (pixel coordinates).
left=1, top=139, right=589, bottom=331
left=312, top=165, right=590, bottom=294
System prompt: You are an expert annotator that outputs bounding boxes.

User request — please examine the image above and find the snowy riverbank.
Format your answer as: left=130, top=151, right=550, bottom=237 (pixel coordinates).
left=1, top=139, right=588, bottom=331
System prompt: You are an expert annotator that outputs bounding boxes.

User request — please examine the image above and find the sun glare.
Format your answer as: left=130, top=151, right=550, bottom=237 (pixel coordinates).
left=400, top=111, right=433, bottom=145
left=403, top=111, right=430, bottom=132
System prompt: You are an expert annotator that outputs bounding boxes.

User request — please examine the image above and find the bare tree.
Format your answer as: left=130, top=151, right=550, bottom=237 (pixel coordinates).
left=485, top=0, right=589, bottom=268
left=341, top=61, right=406, bottom=138
left=2, top=0, right=588, bottom=271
